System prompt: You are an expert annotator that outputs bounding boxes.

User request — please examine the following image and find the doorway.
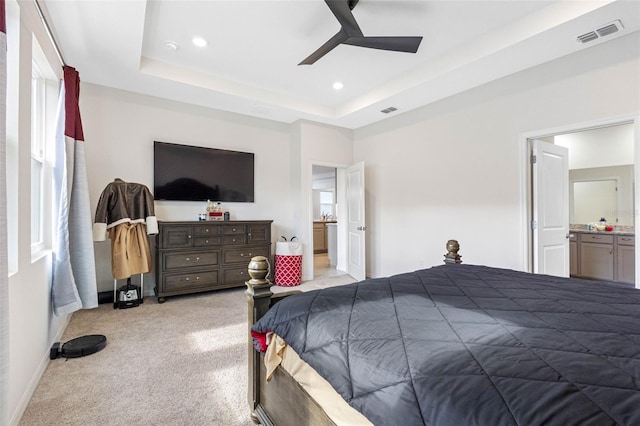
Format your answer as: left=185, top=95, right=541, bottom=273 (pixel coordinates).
left=525, top=118, right=638, bottom=286
left=311, top=165, right=345, bottom=278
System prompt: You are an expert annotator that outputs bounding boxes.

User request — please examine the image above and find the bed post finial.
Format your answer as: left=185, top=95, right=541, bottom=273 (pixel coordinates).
left=246, top=256, right=273, bottom=421
left=444, top=239, right=462, bottom=264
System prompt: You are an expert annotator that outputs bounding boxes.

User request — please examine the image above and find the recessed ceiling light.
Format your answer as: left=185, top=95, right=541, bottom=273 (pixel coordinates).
left=192, top=36, right=208, bottom=47
left=333, top=82, right=344, bottom=90
left=163, top=40, right=179, bottom=51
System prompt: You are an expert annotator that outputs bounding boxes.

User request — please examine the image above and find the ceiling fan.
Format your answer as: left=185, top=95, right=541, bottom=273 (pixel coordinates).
left=299, top=0, right=423, bottom=65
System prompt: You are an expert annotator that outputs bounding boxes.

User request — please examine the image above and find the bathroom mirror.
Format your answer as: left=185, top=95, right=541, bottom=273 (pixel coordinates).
left=569, top=165, right=634, bottom=226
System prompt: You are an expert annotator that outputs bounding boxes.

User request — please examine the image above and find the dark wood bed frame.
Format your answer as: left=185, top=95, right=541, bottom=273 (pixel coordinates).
left=245, top=240, right=462, bottom=425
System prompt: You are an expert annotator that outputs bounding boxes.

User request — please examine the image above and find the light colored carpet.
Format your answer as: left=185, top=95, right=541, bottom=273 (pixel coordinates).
left=19, top=274, right=355, bottom=426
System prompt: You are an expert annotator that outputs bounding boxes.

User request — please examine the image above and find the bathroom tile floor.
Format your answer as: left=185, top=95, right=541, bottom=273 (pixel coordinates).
left=314, top=253, right=346, bottom=278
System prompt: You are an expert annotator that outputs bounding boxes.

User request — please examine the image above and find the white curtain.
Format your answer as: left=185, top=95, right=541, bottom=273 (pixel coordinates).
left=51, top=66, right=97, bottom=315
left=0, top=1, right=9, bottom=423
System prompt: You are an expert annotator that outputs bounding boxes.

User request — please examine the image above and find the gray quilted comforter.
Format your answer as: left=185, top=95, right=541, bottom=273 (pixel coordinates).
left=251, top=264, right=640, bottom=425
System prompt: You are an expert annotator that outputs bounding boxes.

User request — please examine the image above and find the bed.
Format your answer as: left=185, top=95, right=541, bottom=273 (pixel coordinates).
left=245, top=241, right=640, bottom=425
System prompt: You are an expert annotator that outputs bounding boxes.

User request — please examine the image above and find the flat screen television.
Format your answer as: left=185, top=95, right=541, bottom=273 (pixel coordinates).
left=154, top=141, right=255, bottom=202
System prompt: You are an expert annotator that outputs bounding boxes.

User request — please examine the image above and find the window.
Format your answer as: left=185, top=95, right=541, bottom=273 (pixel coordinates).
left=31, top=62, right=46, bottom=247
left=320, top=191, right=335, bottom=218
left=30, top=38, right=57, bottom=258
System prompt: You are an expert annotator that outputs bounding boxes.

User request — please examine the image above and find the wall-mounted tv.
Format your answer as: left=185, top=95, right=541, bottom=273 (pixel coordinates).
left=154, top=141, right=255, bottom=202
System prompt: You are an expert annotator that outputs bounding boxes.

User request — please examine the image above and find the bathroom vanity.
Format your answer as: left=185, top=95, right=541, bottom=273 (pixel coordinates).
left=569, top=229, right=635, bottom=285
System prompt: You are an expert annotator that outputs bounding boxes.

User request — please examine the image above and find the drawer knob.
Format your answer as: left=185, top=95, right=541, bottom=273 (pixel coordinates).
left=205, top=240, right=209, bottom=243
left=232, top=228, right=236, bottom=232
left=188, top=235, right=192, bottom=239
left=205, top=229, right=209, bottom=233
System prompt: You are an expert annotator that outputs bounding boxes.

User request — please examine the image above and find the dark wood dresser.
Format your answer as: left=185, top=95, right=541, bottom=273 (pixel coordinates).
left=155, top=220, right=272, bottom=303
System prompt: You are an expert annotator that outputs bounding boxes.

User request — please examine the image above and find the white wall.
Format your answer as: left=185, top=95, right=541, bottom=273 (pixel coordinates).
left=6, top=2, right=68, bottom=425
left=295, top=121, right=353, bottom=280
left=556, top=123, right=634, bottom=169
left=354, top=33, right=640, bottom=279
left=80, top=84, right=295, bottom=293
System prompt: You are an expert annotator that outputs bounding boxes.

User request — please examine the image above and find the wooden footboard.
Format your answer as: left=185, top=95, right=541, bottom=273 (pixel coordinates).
left=245, top=256, right=335, bottom=425
left=245, top=240, right=462, bottom=425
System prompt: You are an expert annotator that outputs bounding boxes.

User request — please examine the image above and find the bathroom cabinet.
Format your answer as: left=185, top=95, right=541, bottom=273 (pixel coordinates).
left=569, top=233, right=578, bottom=277
left=570, top=231, right=634, bottom=284
left=313, top=221, right=331, bottom=254
left=617, top=235, right=635, bottom=285
left=579, top=234, right=614, bottom=281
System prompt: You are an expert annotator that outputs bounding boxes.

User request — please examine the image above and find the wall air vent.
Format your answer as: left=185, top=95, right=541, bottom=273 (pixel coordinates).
left=381, top=106, right=398, bottom=114
left=577, top=20, right=624, bottom=44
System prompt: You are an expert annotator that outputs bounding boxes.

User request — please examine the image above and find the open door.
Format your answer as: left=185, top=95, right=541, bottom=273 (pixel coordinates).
left=346, top=162, right=366, bottom=281
left=532, top=139, right=569, bottom=277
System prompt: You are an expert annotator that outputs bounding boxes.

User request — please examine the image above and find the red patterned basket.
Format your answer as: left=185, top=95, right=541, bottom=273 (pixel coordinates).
left=274, top=238, right=303, bottom=286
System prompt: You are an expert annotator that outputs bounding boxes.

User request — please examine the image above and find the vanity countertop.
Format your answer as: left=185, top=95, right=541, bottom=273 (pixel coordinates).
left=570, top=228, right=635, bottom=237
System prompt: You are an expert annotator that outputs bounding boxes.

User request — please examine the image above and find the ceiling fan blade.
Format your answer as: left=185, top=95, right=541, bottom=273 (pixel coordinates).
left=343, top=36, right=423, bottom=53
left=299, top=30, right=350, bottom=65
left=325, top=0, right=363, bottom=37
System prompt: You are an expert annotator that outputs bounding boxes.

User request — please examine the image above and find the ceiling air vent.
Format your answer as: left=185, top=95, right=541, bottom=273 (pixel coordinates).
left=577, top=31, right=598, bottom=44
left=381, top=106, right=398, bottom=114
left=597, top=20, right=623, bottom=37
left=577, top=20, right=624, bottom=44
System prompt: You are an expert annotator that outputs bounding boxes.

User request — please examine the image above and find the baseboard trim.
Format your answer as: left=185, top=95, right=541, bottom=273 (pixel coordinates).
left=9, top=314, right=71, bottom=426
left=97, top=291, right=113, bottom=304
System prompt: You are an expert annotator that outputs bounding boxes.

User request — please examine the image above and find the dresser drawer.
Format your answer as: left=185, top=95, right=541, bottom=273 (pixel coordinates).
left=222, top=235, right=246, bottom=245
left=193, top=225, right=219, bottom=236
left=223, top=246, right=270, bottom=264
left=221, top=224, right=247, bottom=235
left=163, top=250, right=220, bottom=270
left=193, top=236, right=222, bottom=247
left=580, top=234, right=614, bottom=244
left=617, top=235, right=635, bottom=246
left=164, top=270, right=220, bottom=292
left=223, top=267, right=250, bottom=283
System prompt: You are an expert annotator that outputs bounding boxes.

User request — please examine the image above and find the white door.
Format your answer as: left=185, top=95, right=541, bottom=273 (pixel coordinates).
left=346, top=162, right=366, bottom=281
left=532, top=139, right=569, bottom=277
